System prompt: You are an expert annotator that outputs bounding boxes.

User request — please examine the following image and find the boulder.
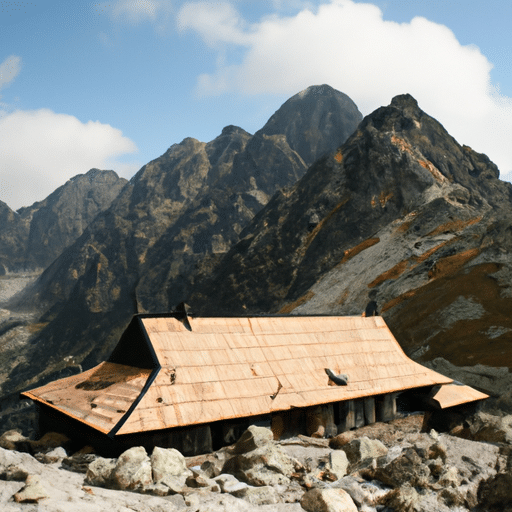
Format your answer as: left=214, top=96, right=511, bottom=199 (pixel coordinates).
left=333, top=475, right=390, bottom=509
left=214, top=473, right=249, bottom=494
left=233, top=425, right=273, bottom=454
left=469, top=412, right=512, bottom=443
left=0, top=429, right=28, bottom=451
left=151, top=446, right=191, bottom=483
left=231, top=484, right=281, bottom=505
left=13, top=474, right=50, bottom=503
left=384, top=484, right=420, bottom=512
left=62, top=453, right=97, bottom=473
left=365, top=448, right=430, bottom=488
left=340, top=436, right=388, bottom=466
left=199, top=447, right=232, bottom=478
left=222, top=442, right=298, bottom=487
left=327, top=450, right=349, bottom=479
left=85, top=457, right=116, bottom=487
left=111, top=446, right=153, bottom=490
left=300, top=488, right=358, bottom=512
left=329, top=431, right=358, bottom=449
left=185, top=468, right=220, bottom=491
left=158, top=474, right=188, bottom=494
left=35, top=446, right=67, bottom=464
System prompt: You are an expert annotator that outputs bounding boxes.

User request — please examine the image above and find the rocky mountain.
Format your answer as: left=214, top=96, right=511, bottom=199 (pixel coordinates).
left=0, top=169, right=127, bottom=273
left=189, top=94, right=512, bottom=373
left=3, top=85, right=362, bottom=402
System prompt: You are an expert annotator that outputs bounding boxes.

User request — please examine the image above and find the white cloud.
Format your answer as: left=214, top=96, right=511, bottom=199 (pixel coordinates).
left=0, top=109, right=140, bottom=210
left=0, top=55, right=22, bottom=92
left=177, top=0, right=512, bottom=176
left=177, top=1, right=252, bottom=47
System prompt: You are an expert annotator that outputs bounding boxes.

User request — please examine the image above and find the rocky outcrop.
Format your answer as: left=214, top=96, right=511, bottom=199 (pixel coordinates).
left=189, top=94, right=512, bottom=372
left=0, top=415, right=509, bottom=511
left=0, top=169, right=127, bottom=273
left=3, top=86, right=362, bottom=413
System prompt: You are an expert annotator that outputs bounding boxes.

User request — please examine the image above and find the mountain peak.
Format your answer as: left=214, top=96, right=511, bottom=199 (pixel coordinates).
left=390, top=93, right=419, bottom=110
left=220, top=125, right=250, bottom=137
left=258, top=84, right=362, bottom=165
left=296, top=84, right=337, bottom=98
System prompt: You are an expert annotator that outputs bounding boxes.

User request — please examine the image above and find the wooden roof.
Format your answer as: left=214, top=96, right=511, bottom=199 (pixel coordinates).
left=22, top=362, right=153, bottom=435
left=22, top=314, right=483, bottom=436
left=430, top=383, right=489, bottom=409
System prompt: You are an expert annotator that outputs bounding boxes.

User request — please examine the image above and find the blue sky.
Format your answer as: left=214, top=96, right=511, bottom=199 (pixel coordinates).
left=1, top=0, right=511, bottom=210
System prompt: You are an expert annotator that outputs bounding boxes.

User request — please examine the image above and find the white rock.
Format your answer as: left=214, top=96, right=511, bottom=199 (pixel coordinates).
left=13, top=474, right=50, bottom=503
left=231, top=484, right=280, bottom=505
left=151, top=446, right=190, bottom=482
left=328, top=450, right=349, bottom=479
left=301, top=488, right=358, bottom=512
left=111, top=447, right=152, bottom=490
left=85, top=457, right=116, bottom=487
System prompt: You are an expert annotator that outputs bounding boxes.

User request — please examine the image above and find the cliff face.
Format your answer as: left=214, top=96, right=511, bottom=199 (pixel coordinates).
left=0, top=202, right=28, bottom=275
left=4, top=86, right=362, bottom=396
left=0, top=169, right=127, bottom=273
left=190, top=94, right=512, bottom=369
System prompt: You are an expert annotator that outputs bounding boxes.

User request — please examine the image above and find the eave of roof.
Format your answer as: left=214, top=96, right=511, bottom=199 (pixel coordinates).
left=429, top=383, right=489, bottom=409
left=21, top=362, right=155, bottom=434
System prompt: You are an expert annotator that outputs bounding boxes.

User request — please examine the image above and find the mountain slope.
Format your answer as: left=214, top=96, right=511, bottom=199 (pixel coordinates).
left=190, top=94, right=512, bottom=369
left=5, top=86, right=362, bottom=399
left=0, top=169, right=127, bottom=273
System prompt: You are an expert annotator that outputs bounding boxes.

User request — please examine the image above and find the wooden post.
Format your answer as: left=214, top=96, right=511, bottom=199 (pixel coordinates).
left=364, top=397, right=376, bottom=425
left=337, top=400, right=355, bottom=432
left=354, top=400, right=365, bottom=428
left=180, top=425, right=212, bottom=455
left=324, top=404, right=337, bottom=438
left=377, top=393, right=398, bottom=422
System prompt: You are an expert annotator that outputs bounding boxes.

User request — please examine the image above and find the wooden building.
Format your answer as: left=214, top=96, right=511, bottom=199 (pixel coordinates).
left=21, top=312, right=488, bottom=455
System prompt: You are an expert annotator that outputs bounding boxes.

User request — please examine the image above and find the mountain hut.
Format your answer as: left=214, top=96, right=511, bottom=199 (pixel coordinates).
left=21, top=312, right=488, bottom=455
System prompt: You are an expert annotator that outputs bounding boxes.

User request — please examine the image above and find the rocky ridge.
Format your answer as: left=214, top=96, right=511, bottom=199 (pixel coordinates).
left=0, top=169, right=127, bottom=274
left=189, top=94, right=512, bottom=372
left=1, top=409, right=512, bottom=512
left=2, top=86, right=362, bottom=427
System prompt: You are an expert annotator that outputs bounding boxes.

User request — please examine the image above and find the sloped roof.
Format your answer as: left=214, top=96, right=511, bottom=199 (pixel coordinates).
left=22, top=314, right=485, bottom=436
left=430, top=383, right=489, bottom=409
left=22, top=362, right=153, bottom=434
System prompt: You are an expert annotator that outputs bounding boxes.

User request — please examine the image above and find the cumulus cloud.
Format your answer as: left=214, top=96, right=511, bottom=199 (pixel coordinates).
left=177, top=0, right=512, bottom=175
left=177, top=1, right=251, bottom=47
left=0, top=109, right=140, bottom=210
left=0, top=55, right=22, bottom=92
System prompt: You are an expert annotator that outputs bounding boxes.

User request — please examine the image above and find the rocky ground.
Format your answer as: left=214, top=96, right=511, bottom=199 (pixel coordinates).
left=1, top=405, right=512, bottom=512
